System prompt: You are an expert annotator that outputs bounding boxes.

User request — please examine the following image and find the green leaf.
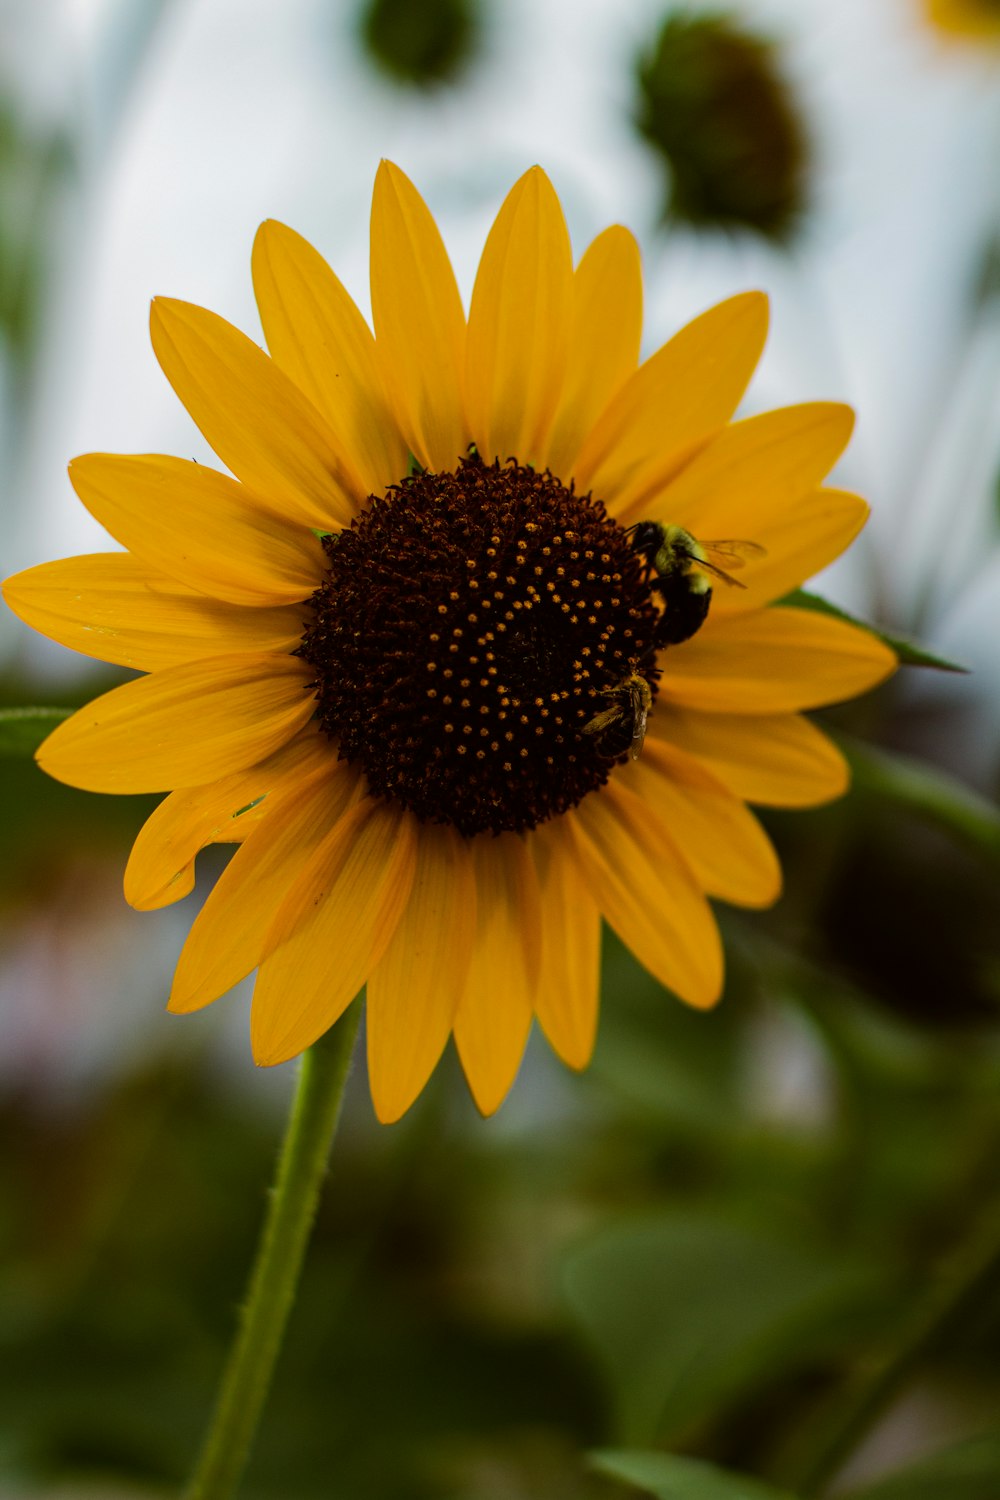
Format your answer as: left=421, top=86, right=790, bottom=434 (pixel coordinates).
left=780, top=589, right=968, bottom=672
left=590, top=1450, right=799, bottom=1500
left=847, top=1433, right=1000, bottom=1500
left=561, top=1210, right=882, bottom=1446
left=841, top=736, right=1000, bottom=864
left=0, top=706, right=71, bottom=756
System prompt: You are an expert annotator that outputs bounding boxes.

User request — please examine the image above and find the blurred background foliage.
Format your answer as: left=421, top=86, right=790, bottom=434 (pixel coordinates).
left=2, top=0, right=1000, bottom=1498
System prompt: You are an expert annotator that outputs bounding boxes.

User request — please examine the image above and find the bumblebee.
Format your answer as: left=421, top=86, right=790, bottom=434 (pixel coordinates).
left=583, top=667, right=653, bottom=761
left=626, top=521, right=766, bottom=646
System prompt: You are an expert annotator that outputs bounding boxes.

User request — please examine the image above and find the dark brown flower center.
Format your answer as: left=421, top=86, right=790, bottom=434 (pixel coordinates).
left=298, top=455, right=661, bottom=836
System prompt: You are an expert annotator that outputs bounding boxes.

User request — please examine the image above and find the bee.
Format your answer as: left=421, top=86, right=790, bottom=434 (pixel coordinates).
left=583, top=667, right=653, bottom=761
left=626, top=522, right=766, bottom=646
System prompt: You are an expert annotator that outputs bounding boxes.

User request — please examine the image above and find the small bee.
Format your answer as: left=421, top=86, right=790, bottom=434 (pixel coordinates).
left=583, top=667, right=653, bottom=761
left=626, top=521, right=766, bottom=646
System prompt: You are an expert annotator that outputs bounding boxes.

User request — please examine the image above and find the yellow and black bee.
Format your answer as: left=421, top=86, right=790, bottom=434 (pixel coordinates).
left=626, top=521, right=766, bottom=646
left=583, top=667, right=653, bottom=761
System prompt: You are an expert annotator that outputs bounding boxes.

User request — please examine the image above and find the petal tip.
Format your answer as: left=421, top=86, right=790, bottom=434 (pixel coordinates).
left=370, top=1091, right=409, bottom=1126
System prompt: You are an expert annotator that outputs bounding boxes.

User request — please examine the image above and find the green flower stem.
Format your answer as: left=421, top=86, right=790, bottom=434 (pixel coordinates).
left=183, top=1003, right=361, bottom=1500
left=789, top=1205, right=1000, bottom=1498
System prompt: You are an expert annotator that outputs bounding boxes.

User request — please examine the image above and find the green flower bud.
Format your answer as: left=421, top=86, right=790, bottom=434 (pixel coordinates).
left=358, top=0, right=479, bottom=90
left=635, top=10, right=808, bottom=244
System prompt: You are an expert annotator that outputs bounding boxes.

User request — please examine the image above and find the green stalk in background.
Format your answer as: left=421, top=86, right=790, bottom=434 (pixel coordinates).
left=184, top=1003, right=361, bottom=1500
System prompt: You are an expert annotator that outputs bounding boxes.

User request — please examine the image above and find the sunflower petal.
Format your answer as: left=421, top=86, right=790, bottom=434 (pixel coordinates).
left=453, top=833, right=542, bottom=1116
left=545, top=224, right=644, bottom=477
left=367, top=824, right=476, bottom=1123
left=3, top=554, right=303, bottom=671
left=150, top=298, right=360, bottom=529
left=251, top=798, right=418, bottom=1065
left=649, top=706, right=848, bottom=807
left=252, top=220, right=409, bottom=495
left=37, top=653, right=315, bottom=793
left=465, top=166, right=574, bottom=466
left=125, top=731, right=332, bottom=911
left=168, top=758, right=361, bottom=1013
left=569, top=779, right=723, bottom=1008
left=67, top=453, right=325, bottom=606
left=370, top=161, right=467, bottom=472
left=531, top=818, right=601, bottom=1070
left=660, top=606, right=897, bottom=714
left=709, top=488, right=869, bottom=615
left=572, top=291, right=769, bottom=515
left=618, top=402, right=855, bottom=531
left=622, top=741, right=782, bottom=908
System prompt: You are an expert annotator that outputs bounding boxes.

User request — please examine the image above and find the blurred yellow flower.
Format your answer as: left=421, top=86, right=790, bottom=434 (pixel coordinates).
left=924, top=0, right=1000, bottom=39
left=3, top=164, right=894, bottom=1120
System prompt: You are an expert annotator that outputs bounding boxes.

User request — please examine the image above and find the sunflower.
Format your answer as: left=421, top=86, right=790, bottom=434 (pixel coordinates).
left=923, top=0, right=1000, bottom=38
left=3, top=163, right=894, bottom=1121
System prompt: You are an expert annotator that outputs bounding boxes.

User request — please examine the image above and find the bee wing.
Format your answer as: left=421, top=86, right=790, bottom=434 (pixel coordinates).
left=628, top=681, right=649, bottom=760
left=583, top=705, right=621, bottom=736
left=696, top=539, right=767, bottom=589
left=702, top=539, right=768, bottom=567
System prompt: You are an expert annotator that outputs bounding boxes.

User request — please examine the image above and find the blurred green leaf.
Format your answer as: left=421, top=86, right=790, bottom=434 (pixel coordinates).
left=562, top=1210, right=883, bottom=1446
left=846, top=1433, right=1000, bottom=1500
left=0, top=706, right=71, bottom=755
left=841, top=737, right=1000, bottom=865
left=591, top=1449, right=799, bottom=1499
left=780, top=590, right=968, bottom=672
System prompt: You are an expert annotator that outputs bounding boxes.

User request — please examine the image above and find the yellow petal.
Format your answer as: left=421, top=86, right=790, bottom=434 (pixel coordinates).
left=709, top=488, right=869, bottom=616
left=67, top=453, right=325, bottom=606
left=621, top=740, right=782, bottom=908
left=366, top=824, right=476, bottom=1123
left=251, top=798, right=418, bottom=1065
left=465, top=166, right=573, bottom=466
left=150, top=297, right=360, bottom=530
left=572, top=291, right=769, bottom=516
left=169, top=758, right=362, bottom=1013
left=453, top=832, right=542, bottom=1116
left=370, top=161, right=467, bottom=472
left=252, top=220, right=410, bottom=495
left=37, top=652, right=315, bottom=793
left=531, top=818, right=601, bottom=1070
left=125, top=730, right=332, bottom=911
left=660, top=606, right=897, bottom=714
left=617, top=402, right=855, bottom=531
left=648, top=706, right=849, bottom=807
left=545, top=224, right=644, bottom=477
left=568, top=779, right=723, bottom=1008
left=3, top=553, right=303, bottom=671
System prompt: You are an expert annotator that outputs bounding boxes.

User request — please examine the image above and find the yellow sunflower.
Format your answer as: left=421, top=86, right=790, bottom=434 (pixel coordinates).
left=923, top=0, right=1000, bottom=39
left=3, top=163, right=894, bottom=1121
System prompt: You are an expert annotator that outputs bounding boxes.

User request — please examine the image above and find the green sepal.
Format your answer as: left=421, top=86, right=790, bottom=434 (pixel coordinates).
left=589, top=1450, right=800, bottom=1500
left=0, top=706, right=72, bottom=756
left=779, top=589, right=969, bottom=673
